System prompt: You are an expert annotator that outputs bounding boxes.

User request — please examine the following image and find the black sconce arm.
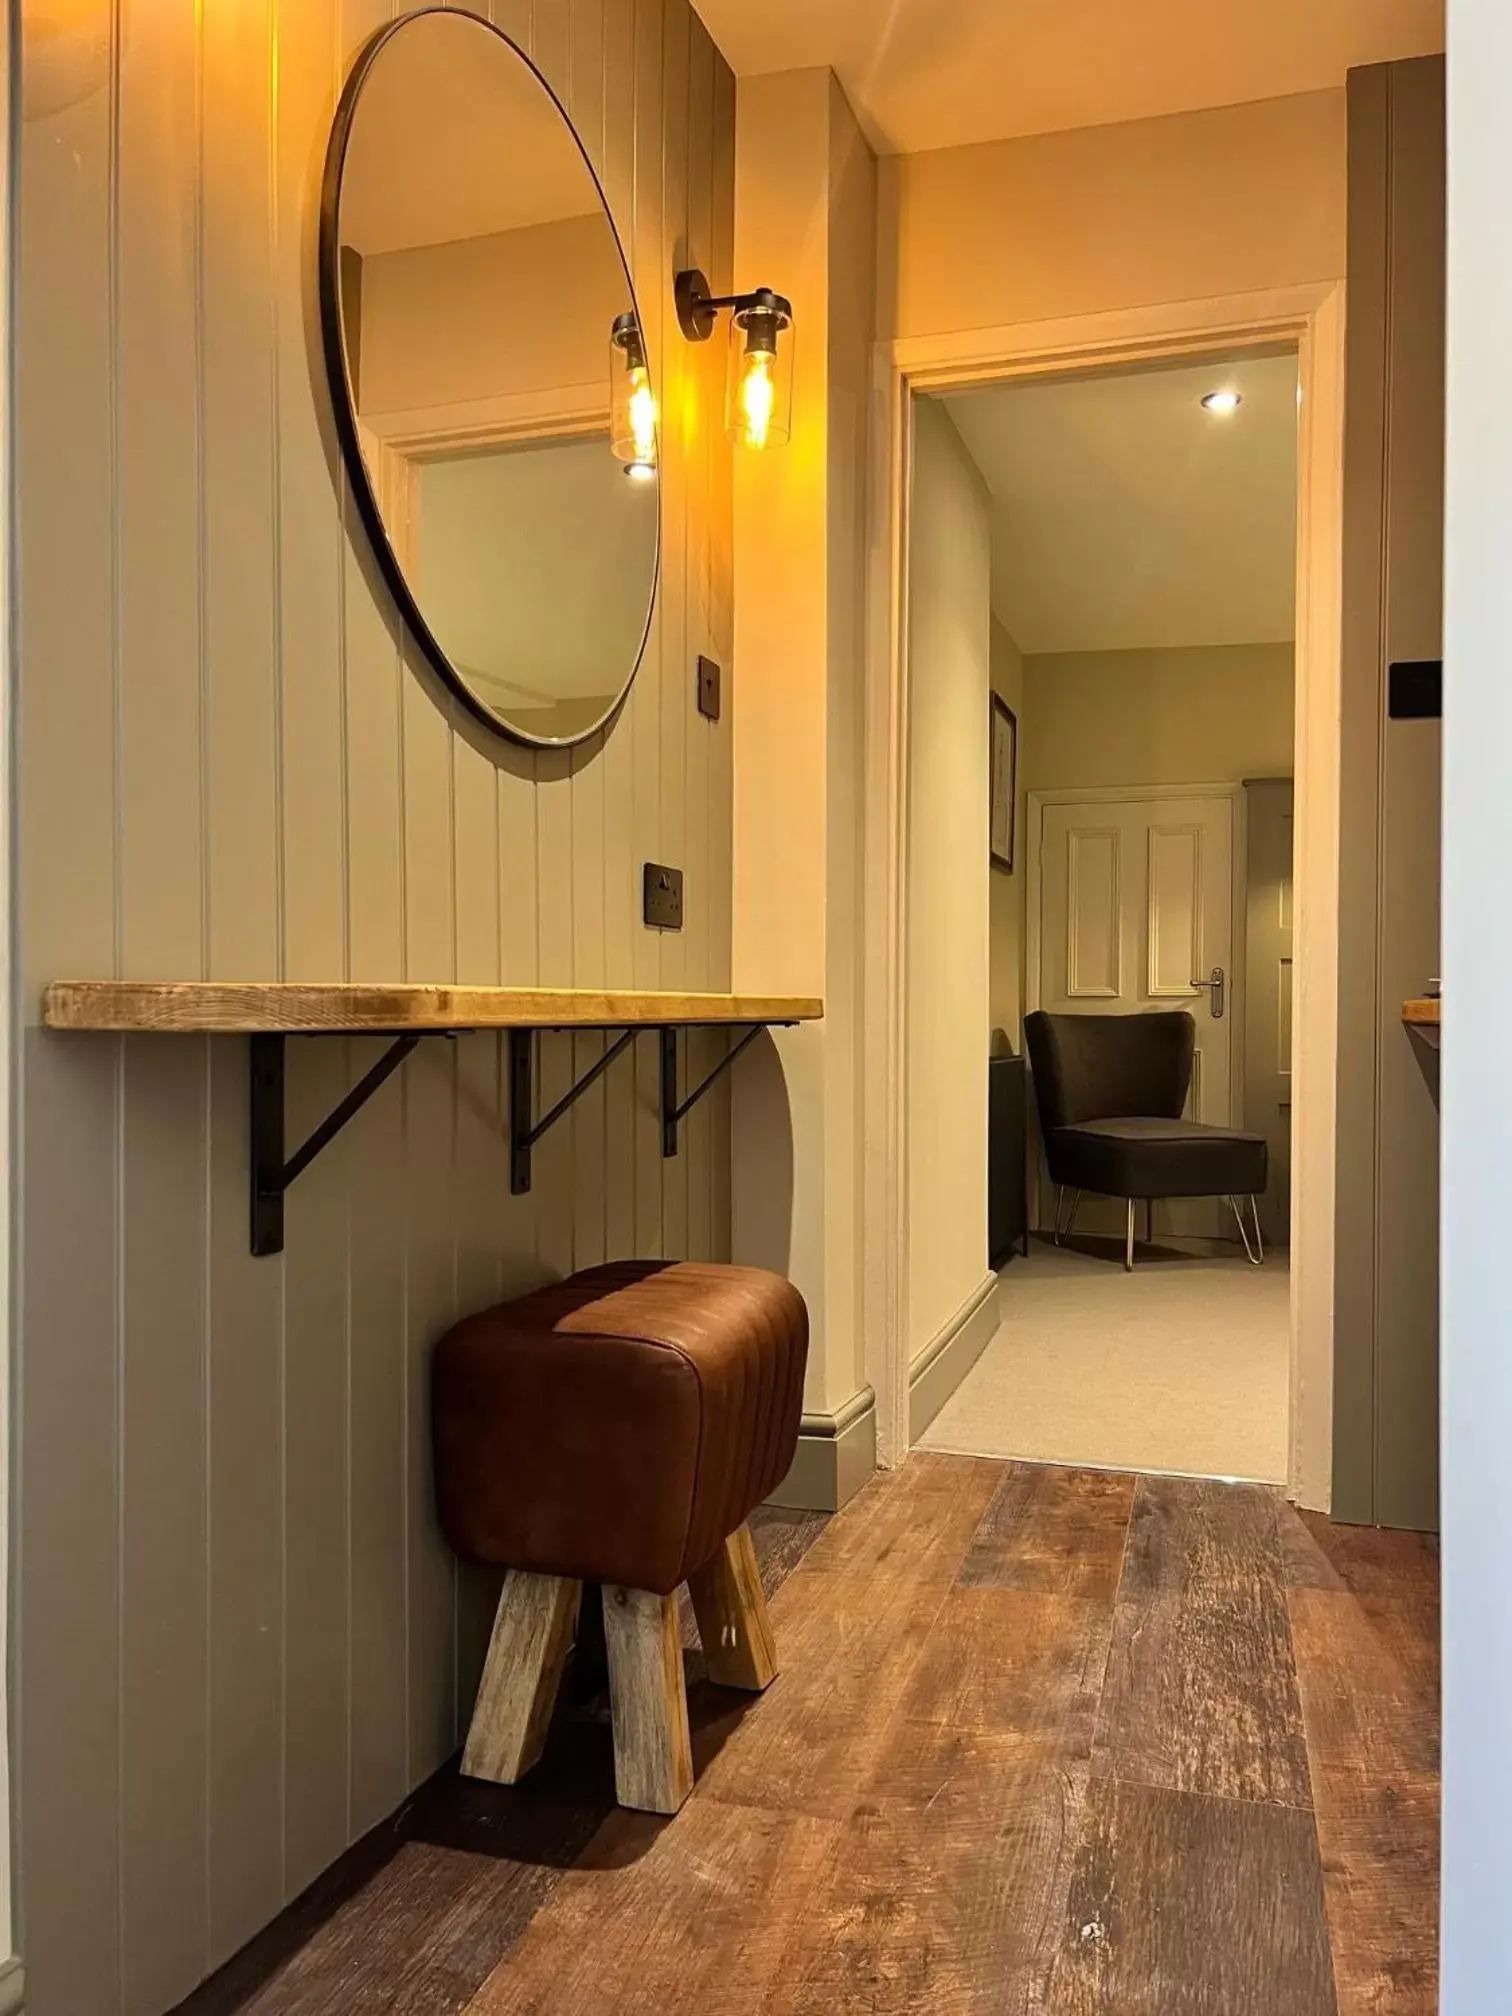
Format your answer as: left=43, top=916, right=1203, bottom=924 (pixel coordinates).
left=675, top=268, right=792, bottom=343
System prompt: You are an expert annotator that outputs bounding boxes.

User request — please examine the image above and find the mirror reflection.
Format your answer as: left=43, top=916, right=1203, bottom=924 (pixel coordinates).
left=329, top=9, right=658, bottom=744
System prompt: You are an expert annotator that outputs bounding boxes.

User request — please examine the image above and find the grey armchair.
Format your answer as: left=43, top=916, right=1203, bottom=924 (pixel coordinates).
left=1024, top=1009, right=1268, bottom=1270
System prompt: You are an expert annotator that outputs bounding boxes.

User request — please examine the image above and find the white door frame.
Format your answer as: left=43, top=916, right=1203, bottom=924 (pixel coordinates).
left=862, top=282, right=1344, bottom=1508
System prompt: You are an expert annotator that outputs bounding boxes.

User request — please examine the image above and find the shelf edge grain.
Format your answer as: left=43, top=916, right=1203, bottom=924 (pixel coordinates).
left=43, top=981, right=824, bottom=1035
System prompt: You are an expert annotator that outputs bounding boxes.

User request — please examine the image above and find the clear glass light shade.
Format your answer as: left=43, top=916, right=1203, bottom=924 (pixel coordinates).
left=610, top=312, right=658, bottom=477
left=726, top=295, right=793, bottom=449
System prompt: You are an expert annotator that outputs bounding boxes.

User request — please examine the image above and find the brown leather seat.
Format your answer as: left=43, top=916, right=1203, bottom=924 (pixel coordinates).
left=433, top=1260, right=808, bottom=1596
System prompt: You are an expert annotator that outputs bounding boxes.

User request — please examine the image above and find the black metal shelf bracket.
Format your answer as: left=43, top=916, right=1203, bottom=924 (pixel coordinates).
left=250, top=1031, right=423, bottom=1256
left=251, top=1015, right=795, bottom=1239
left=660, top=1024, right=765, bottom=1158
left=509, top=1026, right=640, bottom=1196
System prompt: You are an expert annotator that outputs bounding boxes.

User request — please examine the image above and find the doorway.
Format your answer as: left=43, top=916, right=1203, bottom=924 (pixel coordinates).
left=912, top=350, right=1300, bottom=1482
left=861, top=287, right=1344, bottom=1504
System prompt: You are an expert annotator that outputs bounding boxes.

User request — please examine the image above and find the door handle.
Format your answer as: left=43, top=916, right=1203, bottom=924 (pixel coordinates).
left=1189, top=966, right=1226, bottom=1020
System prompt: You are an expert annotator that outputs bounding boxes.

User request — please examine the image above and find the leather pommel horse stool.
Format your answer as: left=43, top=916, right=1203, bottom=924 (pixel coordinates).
left=433, top=1260, right=808, bottom=1815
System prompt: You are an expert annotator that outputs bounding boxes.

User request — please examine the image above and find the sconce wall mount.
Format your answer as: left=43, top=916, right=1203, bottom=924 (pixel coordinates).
left=675, top=268, right=791, bottom=345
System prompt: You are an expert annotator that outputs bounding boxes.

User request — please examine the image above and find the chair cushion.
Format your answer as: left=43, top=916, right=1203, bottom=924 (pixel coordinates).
left=1049, top=1116, right=1268, bottom=1200
left=432, top=1261, right=808, bottom=1595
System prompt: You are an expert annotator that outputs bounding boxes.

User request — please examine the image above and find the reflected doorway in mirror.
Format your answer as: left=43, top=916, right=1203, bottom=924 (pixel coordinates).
left=320, top=6, right=659, bottom=748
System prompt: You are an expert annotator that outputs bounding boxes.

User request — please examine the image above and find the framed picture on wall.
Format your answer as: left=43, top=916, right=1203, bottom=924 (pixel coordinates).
left=990, top=694, right=1017, bottom=872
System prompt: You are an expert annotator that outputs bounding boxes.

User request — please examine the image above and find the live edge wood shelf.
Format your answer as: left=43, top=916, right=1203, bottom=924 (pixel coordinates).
left=43, top=983, right=823, bottom=1256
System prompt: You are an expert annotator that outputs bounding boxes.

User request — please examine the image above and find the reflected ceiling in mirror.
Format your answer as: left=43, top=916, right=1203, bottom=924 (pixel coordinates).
left=322, top=7, right=658, bottom=746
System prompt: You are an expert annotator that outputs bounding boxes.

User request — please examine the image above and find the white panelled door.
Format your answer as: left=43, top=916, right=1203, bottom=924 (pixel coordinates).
left=1035, top=789, right=1237, bottom=1234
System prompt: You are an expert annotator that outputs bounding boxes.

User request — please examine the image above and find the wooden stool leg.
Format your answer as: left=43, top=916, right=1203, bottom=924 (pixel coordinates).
left=462, top=1571, right=581, bottom=1784
left=602, top=1584, right=693, bottom=1815
left=688, top=1523, right=779, bottom=1692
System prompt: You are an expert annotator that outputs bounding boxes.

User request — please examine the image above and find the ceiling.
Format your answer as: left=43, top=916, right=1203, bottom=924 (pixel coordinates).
left=941, top=354, right=1300, bottom=658
left=694, top=0, right=1443, bottom=155
left=342, top=13, right=600, bottom=257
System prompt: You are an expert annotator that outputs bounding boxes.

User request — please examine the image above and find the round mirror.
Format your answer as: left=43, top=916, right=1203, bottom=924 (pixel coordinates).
left=321, top=8, right=658, bottom=747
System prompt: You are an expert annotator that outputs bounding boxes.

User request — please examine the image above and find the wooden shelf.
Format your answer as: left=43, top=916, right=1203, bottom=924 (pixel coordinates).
left=44, top=981, right=821, bottom=1254
left=43, top=981, right=823, bottom=1035
left=1403, top=998, right=1440, bottom=1048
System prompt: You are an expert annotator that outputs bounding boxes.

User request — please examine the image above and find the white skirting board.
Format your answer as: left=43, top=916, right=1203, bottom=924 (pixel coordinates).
left=907, top=1273, right=1002, bottom=1442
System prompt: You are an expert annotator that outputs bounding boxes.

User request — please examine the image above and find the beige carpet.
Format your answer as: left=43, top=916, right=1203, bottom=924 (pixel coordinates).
left=918, top=1240, right=1290, bottom=1483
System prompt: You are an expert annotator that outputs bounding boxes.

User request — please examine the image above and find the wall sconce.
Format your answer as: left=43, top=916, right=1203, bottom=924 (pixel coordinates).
left=610, top=311, right=658, bottom=481
left=675, top=269, right=794, bottom=451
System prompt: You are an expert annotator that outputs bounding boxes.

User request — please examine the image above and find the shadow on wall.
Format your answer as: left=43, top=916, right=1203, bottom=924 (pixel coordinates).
left=1405, top=1026, right=1439, bottom=1106
left=731, top=1030, right=795, bottom=1277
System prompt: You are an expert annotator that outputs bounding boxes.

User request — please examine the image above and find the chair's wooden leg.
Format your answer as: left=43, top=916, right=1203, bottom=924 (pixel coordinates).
left=461, top=1571, right=581, bottom=1785
left=688, top=1523, right=779, bottom=1692
left=602, top=1584, right=693, bottom=1815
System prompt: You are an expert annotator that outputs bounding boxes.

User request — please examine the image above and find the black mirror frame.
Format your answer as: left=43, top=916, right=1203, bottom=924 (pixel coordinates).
left=318, top=6, right=660, bottom=750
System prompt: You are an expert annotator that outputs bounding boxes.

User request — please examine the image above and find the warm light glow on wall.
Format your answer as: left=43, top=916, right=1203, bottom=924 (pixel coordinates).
left=609, top=311, right=658, bottom=481
left=26, top=0, right=124, bottom=121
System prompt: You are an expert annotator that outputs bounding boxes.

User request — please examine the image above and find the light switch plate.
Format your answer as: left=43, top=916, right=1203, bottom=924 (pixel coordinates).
left=697, top=655, right=721, bottom=721
left=643, top=862, right=684, bottom=930
left=1388, top=659, right=1442, bottom=720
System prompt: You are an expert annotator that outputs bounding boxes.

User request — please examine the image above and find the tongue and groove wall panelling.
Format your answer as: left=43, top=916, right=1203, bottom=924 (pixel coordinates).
left=683, top=16, right=715, bottom=1264
left=114, top=4, right=212, bottom=2013
left=566, top=0, right=612, bottom=1277
left=631, top=0, right=668, bottom=1266
left=658, top=0, right=692, bottom=1269
left=520, top=2, right=578, bottom=1294
left=199, top=0, right=288, bottom=1966
left=12, top=1, right=737, bottom=2009
left=601, top=0, right=643, bottom=1267
left=708, top=44, right=738, bottom=1263
left=335, top=0, right=409, bottom=1898
left=16, top=0, right=141, bottom=2007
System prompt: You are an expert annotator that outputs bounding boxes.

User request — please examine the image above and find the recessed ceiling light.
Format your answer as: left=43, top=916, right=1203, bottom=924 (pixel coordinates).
left=1201, top=390, right=1242, bottom=414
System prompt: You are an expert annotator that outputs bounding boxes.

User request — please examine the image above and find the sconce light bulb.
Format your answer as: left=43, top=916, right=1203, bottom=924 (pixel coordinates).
left=737, top=349, right=777, bottom=450
left=611, top=311, right=659, bottom=471
left=628, top=365, right=658, bottom=468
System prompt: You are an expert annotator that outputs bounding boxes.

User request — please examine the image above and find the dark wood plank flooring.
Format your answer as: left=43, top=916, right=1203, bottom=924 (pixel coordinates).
left=172, top=1465, right=1439, bottom=2016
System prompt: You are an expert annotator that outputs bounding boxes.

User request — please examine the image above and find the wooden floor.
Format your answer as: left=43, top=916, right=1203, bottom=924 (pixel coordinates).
left=175, top=1457, right=1439, bottom=2016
